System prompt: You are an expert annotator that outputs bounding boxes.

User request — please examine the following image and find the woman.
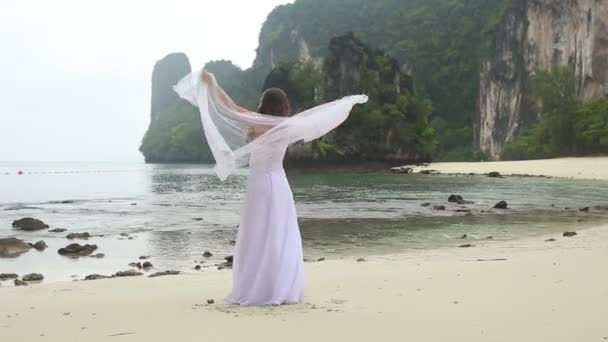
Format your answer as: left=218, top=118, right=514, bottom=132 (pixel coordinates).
left=175, top=70, right=367, bottom=306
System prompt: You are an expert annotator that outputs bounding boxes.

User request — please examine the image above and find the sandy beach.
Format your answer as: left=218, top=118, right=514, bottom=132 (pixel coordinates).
left=1, top=223, right=607, bottom=341
left=412, top=157, right=608, bottom=180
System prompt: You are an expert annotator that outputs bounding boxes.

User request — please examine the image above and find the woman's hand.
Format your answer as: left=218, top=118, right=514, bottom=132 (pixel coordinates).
left=201, top=70, right=214, bottom=84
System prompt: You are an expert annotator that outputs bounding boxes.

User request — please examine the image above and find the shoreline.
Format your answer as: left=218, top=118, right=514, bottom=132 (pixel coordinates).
left=2, top=224, right=607, bottom=341
left=408, top=156, right=608, bottom=180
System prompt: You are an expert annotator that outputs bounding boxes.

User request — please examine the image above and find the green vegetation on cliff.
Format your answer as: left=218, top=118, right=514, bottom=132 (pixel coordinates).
left=503, top=66, right=608, bottom=159
left=256, top=0, right=510, bottom=160
left=262, top=33, right=434, bottom=164
left=140, top=101, right=213, bottom=163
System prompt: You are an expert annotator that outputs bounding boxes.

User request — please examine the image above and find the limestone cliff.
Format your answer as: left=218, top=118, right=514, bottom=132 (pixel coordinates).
left=150, top=53, right=191, bottom=122
left=476, top=0, right=608, bottom=159
left=140, top=53, right=214, bottom=163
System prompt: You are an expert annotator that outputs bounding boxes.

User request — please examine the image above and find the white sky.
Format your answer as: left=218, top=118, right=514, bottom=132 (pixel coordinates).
left=0, top=0, right=292, bottom=162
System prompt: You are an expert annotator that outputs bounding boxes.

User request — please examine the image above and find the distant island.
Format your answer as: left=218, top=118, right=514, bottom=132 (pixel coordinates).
left=140, top=0, right=608, bottom=165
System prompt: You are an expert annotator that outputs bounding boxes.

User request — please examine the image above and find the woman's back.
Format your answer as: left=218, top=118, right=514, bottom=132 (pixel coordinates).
left=249, top=141, right=288, bottom=172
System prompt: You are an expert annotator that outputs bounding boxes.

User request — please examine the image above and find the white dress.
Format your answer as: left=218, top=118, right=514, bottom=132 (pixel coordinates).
left=226, top=143, right=306, bottom=306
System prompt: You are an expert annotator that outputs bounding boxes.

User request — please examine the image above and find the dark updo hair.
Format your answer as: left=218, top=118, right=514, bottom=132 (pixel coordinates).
left=258, top=88, right=290, bottom=117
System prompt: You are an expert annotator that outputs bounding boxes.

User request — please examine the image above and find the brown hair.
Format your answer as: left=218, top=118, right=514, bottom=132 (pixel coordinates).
left=257, top=88, right=290, bottom=117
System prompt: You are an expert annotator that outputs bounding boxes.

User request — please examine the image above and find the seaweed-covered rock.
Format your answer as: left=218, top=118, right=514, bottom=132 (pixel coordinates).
left=22, top=273, right=44, bottom=282
left=448, top=195, right=464, bottom=203
left=58, top=243, right=98, bottom=257
left=494, top=201, right=508, bottom=209
left=30, top=240, right=48, bottom=251
left=0, top=238, right=32, bottom=258
left=66, top=232, right=91, bottom=240
left=115, top=270, right=143, bottom=277
left=84, top=274, right=112, bottom=281
left=149, top=270, right=180, bottom=278
left=0, top=273, right=19, bottom=281
left=12, top=218, right=49, bottom=231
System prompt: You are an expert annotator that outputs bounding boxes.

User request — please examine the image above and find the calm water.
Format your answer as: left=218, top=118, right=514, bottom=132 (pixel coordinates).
left=1, top=161, right=608, bottom=283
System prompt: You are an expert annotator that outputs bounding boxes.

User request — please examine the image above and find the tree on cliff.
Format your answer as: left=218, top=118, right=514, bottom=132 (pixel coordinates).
left=503, top=65, right=608, bottom=159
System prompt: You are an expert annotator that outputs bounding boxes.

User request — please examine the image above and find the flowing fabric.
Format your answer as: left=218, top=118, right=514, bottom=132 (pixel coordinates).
left=173, top=70, right=368, bottom=180
left=174, top=70, right=367, bottom=306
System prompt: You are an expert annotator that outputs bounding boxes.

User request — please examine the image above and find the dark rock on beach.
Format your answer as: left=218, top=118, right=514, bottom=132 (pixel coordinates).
left=193, top=218, right=204, bottom=221
left=390, top=166, right=412, bottom=174
left=460, top=234, right=468, bottom=239
left=218, top=256, right=234, bottom=269
left=357, top=258, right=366, bottom=262
left=149, top=270, right=180, bottom=278
left=115, top=270, right=143, bottom=277
left=0, top=238, right=32, bottom=258
left=563, top=231, right=578, bottom=237
left=0, top=273, right=19, bottom=281
left=194, top=265, right=202, bottom=271
left=421, top=203, right=431, bottom=207
left=84, top=274, right=112, bottom=281
left=488, top=171, right=503, bottom=178
left=449, top=195, right=474, bottom=205
left=14, top=279, right=28, bottom=286
left=459, top=244, right=474, bottom=248
left=12, top=218, right=49, bottom=231
left=579, top=207, right=590, bottom=212
left=139, top=255, right=150, bottom=260
left=494, top=201, right=508, bottom=209
left=129, top=262, right=143, bottom=269
left=58, top=243, right=98, bottom=257
left=203, top=251, right=213, bottom=258
left=545, top=238, right=557, bottom=242
left=448, top=195, right=464, bottom=203
left=142, top=261, right=153, bottom=269
left=49, top=228, right=67, bottom=233
left=90, top=253, right=105, bottom=259
left=30, top=240, right=48, bottom=251
left=66, top=232, right=91, bottom=240
left=22, top=273, right=44, bottom=282
left=433, top=205, right=446, bottom=211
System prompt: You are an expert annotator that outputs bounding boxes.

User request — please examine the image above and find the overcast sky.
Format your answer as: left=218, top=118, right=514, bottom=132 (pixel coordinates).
left=0, top=0, right=292, bottom=162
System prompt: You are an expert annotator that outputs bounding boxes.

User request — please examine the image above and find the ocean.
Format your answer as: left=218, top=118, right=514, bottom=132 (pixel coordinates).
left=1, top=161, right=607, bottom=283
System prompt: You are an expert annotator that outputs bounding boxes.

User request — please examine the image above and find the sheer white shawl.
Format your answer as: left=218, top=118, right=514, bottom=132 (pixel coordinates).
left=174, top=70, right=368, bottom=180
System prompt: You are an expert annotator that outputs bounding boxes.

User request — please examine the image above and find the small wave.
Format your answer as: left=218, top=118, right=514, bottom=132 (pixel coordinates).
left=4, top=206, right=44, bottom=211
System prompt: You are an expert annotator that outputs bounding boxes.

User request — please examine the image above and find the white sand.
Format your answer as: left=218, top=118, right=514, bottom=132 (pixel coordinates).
left=1, top=224, right=607, bottom=342
left=411, top=157, right=608, bottom=180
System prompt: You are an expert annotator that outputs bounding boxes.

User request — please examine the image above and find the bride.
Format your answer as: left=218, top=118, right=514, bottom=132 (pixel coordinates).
left=175, top=70, right=367, bottom=306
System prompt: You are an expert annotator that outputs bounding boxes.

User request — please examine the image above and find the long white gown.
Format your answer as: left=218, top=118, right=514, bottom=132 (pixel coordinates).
left=227, top=143, right=305, bottom=306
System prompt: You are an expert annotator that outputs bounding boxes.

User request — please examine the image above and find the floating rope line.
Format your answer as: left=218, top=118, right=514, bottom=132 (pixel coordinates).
left=1, top=169, right=149, bottom=176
